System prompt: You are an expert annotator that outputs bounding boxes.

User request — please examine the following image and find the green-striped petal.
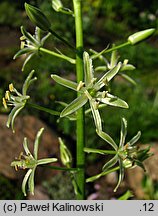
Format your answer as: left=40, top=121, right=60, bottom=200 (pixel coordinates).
left=60, top=94, right=88, bottom=117
left=51, top=74, right=78, bottom=91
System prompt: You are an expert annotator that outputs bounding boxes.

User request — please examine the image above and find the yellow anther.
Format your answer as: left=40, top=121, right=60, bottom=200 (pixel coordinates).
left=9, top=83, right=14, bottom=92
left=94, top=101, right=99, bottom=110
left=20, top=35, right=26, bottom=41
left=77, top=81, right=84, bottom=91
left=2, top=97, right=7, bottom=109
left=20, top=41, right=25, bottom=49
left=123, top=59, right=129, bottom=65
left=15, top=165, right=18, bottom=171
left=5, top=91, right=10, bottom=100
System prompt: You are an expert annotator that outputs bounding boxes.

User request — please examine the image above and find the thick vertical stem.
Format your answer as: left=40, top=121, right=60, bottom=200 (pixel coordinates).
left=73, top=0, right=85, bottom=199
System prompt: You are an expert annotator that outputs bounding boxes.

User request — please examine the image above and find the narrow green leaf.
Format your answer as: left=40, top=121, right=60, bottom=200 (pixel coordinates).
left=94, top=62, right=122, bottom=90
left=97, top=93, right=129, bottom=109
left=51, top=74, right=78, bottom=91
left=60, top=94, right=88, bottom=117
left=97, top=130, right=117, bottom=150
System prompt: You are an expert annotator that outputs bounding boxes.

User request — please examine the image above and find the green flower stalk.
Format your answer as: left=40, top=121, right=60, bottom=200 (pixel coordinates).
left=11, top=128, right=58, bottom=196
left=51, top=51, right=128, bottom=130
left=86, top=118, right=152, bottom=192
left=2, top=70, right=37, bottom=132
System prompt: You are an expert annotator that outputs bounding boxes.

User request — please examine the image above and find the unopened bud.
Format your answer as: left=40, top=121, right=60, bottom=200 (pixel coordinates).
left=52, top=0, right=63, bottom=12
left=128, top=28, right=155, bottom=45
left=25, top=3, right=51, bottom=31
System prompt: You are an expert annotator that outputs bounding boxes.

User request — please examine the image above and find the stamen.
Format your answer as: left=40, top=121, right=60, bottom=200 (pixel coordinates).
left=77, top=81, right=85, bottom=91
left=5, top=91, right=10, bottom=100
left=2, top=97, right=7, bottom=109
left=9, top=83, right=14, bottom=92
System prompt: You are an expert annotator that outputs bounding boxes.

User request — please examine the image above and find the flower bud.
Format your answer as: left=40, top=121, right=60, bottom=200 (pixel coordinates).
left=52, top=0, right=63, bottom=12
left=59, top=137, right=72, bottom=167
left=123, top=158, right=133, bottom=168
left=25, top=3, right=51, bottom=31
left=128, top=28, right=155, bottom=45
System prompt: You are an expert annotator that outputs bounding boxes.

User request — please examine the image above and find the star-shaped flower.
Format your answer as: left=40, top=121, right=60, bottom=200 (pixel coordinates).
left=51, top=51, right=128, bottom=131
left=11, top=128, right=58, bottom=196
left=85, top=118, right=152, bottom=192
left=14, top=26, right=51, bottom=71
left=2, top=70, right=37, bottom=132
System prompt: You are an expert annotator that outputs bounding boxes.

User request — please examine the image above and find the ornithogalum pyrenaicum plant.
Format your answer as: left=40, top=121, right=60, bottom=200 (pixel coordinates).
left=3, top=0, right=155, bottom=199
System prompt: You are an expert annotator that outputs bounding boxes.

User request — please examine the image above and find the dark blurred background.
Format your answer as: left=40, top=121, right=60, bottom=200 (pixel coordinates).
left=0, top=0, right=158, bottom=200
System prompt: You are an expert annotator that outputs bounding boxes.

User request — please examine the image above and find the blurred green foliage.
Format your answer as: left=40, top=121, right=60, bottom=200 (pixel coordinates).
left=0, top=175, right=24, bottom=199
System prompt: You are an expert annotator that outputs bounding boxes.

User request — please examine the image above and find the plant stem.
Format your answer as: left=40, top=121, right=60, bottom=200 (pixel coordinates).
left=91, top=41, right=131, bottom=60
left=42, top=165, right=80, bottom=172
left=27, top=102, right=60, bottom=116
left=39, top=47, right=76, bottom=64
left=84, top=147, right=116, bottom=155
left=73, top=0, right=85, bottom=200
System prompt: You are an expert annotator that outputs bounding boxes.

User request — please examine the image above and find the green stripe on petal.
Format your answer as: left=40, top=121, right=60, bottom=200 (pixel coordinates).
left=128, top=131, right=141, bottom=146
left=97, top=130, right=117, bottom=150
left=119, top=117, right=127, bottom=148
left=97, top=93, right=129, bottom=109
left=37, top=158, right=58, bottom=165
left=60, top=94, right=88, bottom=117
left=102, top=154, right=118, bottom=171
left=22, top=169, right=32, bottom=196
left=21, top=26, right=40, bottom=46
left=83, top=51, right=94, bottom=86
left=51, top=74, right=78, bottom=91
left=28, top=167, right=36, bottom=195
left=34, top=127, right=44, bottom=160
left=94, top=62, right=122, bottom=90
left=13, top=47, right=35, bottom=59
left=23, top=137, right=33, bottom=157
